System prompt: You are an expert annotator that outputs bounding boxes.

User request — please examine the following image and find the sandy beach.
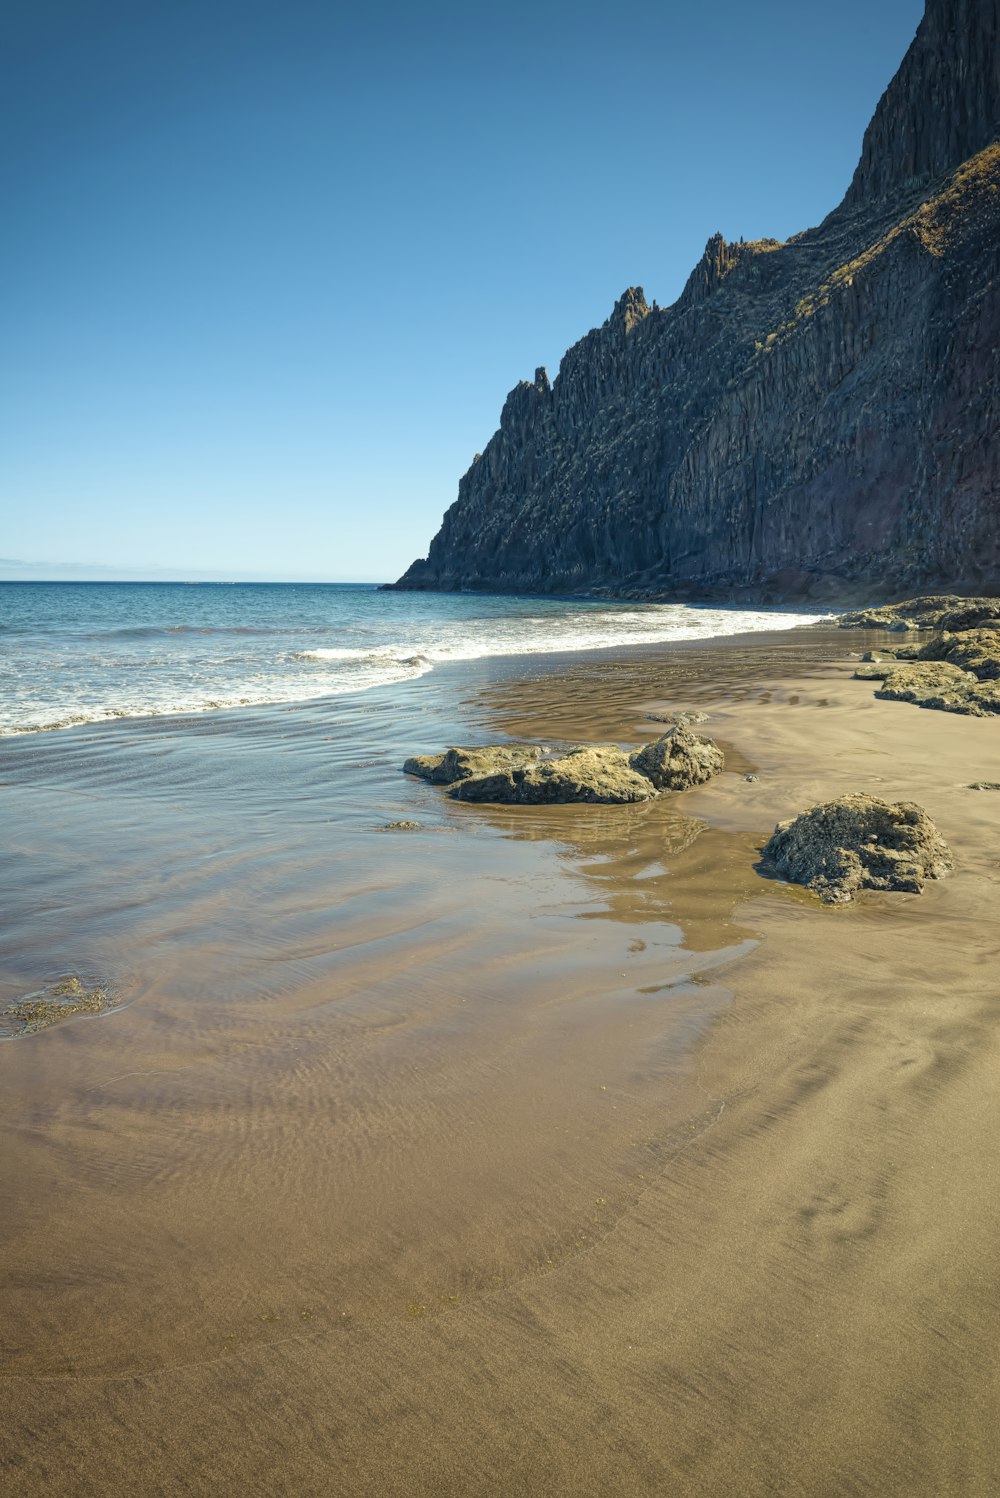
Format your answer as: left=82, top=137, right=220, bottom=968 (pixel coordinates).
left=2, top=624, right=999, bottom=1496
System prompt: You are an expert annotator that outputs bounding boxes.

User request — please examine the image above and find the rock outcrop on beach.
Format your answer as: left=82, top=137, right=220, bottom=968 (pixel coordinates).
left=849, top=607, right=1000, bottom=713
left=875, top=661, right=1000, bottom=714
left=761, top=795, right=954, bottom=903
left=404, top=728, right=724, bottom=804
left=393, top=0, right=1000, bottom=603
left=839, top=595, right=1000, bottom=631
left=921, top=628, right=1000, bottom=677
left=451, top=745, right=658, bottom=805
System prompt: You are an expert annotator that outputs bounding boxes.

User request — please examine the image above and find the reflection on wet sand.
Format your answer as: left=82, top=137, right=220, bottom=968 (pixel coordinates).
left=0, top=644, right=755, bottom=1394
left=462, top=797, right=761, bottom=953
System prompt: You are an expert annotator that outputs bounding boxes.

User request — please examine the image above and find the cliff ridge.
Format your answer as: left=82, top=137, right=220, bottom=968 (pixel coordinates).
left=394, top=0, right=1000, bottom=601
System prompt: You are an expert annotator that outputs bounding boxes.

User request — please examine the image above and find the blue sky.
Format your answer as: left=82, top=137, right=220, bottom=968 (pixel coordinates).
left=2, top=0, right=924, bottom=581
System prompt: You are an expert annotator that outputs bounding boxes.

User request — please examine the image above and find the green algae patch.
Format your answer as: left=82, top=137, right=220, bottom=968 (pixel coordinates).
left=2, top=977, right=110, bottom=1037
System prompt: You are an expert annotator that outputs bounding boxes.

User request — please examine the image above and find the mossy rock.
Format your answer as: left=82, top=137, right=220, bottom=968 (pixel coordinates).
left=761, top=794, right=953, bottom=904
left=405, top=729, right=726, bottom=805
left=403, top=744, right=545, bottom=784
left=3, top=977, right=109, bottom=1036
left=853, top=662, right=897, bottom=680
left=407, top=728, right=727, bottom=808
left=629, top=727, right=724, bottom=790
left=874, top=661, right=995, bottom=715
left=917, top=628, right=1000, bottom=681
left=451, top=745, right=658, bottom=804
left=839, top=596, right=1000, bottom=632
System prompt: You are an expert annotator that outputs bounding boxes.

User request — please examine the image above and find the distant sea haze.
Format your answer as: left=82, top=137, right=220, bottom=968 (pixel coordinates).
left=0, top=581, right=831, bottom=735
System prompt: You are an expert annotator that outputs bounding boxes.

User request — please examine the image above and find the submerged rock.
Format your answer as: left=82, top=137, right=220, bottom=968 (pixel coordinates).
left=629, top=727, right=724, bottom=791
left=452, top=745, right=658, bottom=805
left=381, top=820, right=422, bottom=831
left=761, top=794, right=953, bottom=904
left=403, top=744, right=545, bottom=784
left=2, top=976, right=109, bottom=1036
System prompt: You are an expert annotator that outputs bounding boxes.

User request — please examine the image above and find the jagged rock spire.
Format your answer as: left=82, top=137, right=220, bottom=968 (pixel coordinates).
left=609, top=287, right=650, bottom=335
left=844, top=0, right=1000, bottom=207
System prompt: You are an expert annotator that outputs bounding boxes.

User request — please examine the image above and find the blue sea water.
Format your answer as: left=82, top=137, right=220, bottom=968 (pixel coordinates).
left=0, top=581, right=830, bottom=735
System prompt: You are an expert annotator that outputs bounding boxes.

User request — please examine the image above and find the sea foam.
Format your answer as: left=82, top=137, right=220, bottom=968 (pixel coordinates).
left=0, top=581, right=832, bottom=735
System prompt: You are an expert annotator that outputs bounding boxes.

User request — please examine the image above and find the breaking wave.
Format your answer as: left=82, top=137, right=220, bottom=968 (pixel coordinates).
left=0, top=581, right=833, bottom=735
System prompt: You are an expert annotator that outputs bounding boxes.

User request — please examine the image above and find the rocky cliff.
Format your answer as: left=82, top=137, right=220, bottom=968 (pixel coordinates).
left=393, top=0, right=1000, bottom=601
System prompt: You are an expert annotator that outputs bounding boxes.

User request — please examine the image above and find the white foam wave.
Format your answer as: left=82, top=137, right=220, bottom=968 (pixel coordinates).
left=296, top=607, right=832, bottom=670
left=294, top=647, right=430, bottom=666
left=0, top=592, right=835, bottom=737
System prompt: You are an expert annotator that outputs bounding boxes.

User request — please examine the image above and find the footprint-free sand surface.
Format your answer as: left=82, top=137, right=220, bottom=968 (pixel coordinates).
left=2, top=627, right=998, bottom=1495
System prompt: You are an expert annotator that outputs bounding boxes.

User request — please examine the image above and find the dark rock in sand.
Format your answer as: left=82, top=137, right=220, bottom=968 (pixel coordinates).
left=403, top=744, right=545, bottom=785
left=628, top=727, right=724, bottom=791
left=761, top=794, right=953, bottom=904
left=968, top=782, right=1000, bottom=790
left=451, top=745, right=658, bottom=805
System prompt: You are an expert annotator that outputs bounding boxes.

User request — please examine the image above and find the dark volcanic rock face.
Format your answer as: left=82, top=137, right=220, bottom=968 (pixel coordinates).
left=394, top=0, right=1000, bottom=602
left=844, top=0, right=1000, bottom=208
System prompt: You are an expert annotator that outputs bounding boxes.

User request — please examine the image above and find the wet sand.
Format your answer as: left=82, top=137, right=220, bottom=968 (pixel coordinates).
left=1, top=626, right=998, bottom=1495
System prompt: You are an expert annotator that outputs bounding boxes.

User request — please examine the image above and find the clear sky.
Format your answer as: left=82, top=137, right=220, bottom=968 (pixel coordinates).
left=2, top=0, right=924, bottom=582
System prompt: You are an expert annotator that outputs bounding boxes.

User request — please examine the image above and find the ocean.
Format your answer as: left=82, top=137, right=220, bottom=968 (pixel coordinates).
left=0, top=581, right=830, bottom=734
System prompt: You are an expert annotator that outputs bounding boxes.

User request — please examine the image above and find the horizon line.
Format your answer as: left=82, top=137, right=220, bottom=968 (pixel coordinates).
left=0, top=575, right=389, bottom=585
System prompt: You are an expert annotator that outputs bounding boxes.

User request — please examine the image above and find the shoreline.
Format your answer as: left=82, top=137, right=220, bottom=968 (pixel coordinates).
left=0, top=597, right=834, bottom=739
left=2, top=623, right=998, bottom=1494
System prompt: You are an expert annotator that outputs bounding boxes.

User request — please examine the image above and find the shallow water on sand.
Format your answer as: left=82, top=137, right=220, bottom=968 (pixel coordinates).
left=0, top=646, right=764, bottom=1379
